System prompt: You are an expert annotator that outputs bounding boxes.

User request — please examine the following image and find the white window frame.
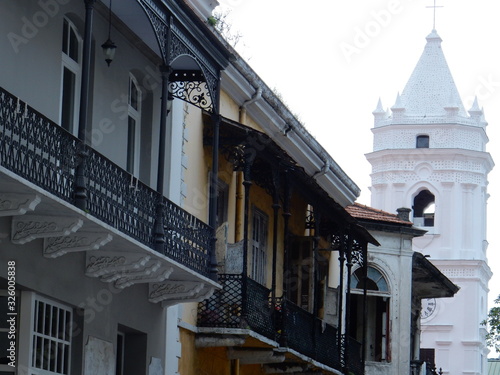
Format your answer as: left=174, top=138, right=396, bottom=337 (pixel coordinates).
left=60, top=17, right=82, bottom=136
left=0, top=290, right=16, bottom=374
left=18, top=292, right=73, bottom=375
left=351, top=267, right=391, bottom=362
left=127, top=74, right=141, bottom=175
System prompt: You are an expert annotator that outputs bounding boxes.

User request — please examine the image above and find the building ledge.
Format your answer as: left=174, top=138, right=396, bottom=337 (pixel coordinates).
left=0, top=167, right=219, bottom=307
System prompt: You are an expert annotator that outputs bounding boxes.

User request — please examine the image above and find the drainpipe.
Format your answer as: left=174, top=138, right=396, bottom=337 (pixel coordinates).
left=312, top=153, right=330, bottom=179
left=239, top=87, right=262, bottom=124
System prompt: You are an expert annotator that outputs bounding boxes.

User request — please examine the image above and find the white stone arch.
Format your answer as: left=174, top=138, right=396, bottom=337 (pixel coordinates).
left=350, top=259, right=395, bottom=297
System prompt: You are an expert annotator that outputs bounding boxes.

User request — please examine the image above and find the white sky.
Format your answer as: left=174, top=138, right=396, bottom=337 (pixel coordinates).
left=216, top=0, right=500, bottom=343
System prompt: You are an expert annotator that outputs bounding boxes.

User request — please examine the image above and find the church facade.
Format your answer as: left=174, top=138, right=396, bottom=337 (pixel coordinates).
left=366, top=30, right=494, bottom=374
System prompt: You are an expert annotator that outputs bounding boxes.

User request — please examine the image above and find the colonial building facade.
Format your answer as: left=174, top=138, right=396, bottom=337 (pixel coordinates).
left=366, top=30, right=494, bottom=374
left=346, top=203, right=458, bottom=375
left=0, top=1, right=382, bottom=375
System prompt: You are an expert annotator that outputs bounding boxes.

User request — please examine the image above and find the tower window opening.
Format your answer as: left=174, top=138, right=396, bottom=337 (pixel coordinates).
left=413, top=190, right=435, bottom=227
left=416, top=135, right=429, bottom=148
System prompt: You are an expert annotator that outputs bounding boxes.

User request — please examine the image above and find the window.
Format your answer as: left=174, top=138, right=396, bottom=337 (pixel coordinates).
left=115, top=332, right=124, bottom=375
left=115, top=326, right=146, bottom=375
left=350, top=267, right=390, bottom=362
left=251, top=208, right=268, bottom=285
left=289, top=239, right=312, bottom=311
left=60, top=18, right=81, bottom=134
left=127, top=75, right=141, bottom=174
left=420, top=348, right=436, bottom=369
left=0, top=291, right=16, bottom=374
left=17, top=293, right=73, bottom=375
left=413, top=190, right=435, bottom=227
left=416, top=135, right=429, bottom=148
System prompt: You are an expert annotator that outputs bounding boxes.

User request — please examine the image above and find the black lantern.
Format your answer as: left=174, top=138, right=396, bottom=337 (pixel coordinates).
left=101, top=0, right=116, bottom=66
left=101, top=38, right=116, bottom=67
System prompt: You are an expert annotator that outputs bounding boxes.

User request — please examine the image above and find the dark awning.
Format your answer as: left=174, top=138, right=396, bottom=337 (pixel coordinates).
left=412, top=252, right=459, bottom=299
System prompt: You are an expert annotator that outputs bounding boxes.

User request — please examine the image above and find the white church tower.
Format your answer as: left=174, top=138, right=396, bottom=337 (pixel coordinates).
left=366, top=30, right=494, bottom=374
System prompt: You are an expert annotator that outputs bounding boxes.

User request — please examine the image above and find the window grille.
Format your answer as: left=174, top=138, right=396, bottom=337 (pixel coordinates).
left=31, top=296, right=72, bottom=375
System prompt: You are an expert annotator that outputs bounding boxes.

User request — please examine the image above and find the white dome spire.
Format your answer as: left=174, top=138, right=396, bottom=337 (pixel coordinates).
left=399, top=30, right=467, bottom=117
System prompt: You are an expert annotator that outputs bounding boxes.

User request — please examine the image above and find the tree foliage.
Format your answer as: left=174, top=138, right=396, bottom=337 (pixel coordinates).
left=484, top=295, right=500, bottom=353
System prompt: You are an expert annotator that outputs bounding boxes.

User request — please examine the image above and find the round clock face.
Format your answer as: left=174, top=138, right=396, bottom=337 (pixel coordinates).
left=421, top=298, right=437, bottom=319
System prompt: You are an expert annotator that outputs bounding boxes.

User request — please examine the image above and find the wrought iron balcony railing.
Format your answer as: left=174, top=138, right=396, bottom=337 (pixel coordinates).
left=0, top=86, right=211, bottom=277
left=198, top=274, right=347, bottom=371
left=410, top=360, right=443, bottom=375
left=347, top=336, right=363, bottom=375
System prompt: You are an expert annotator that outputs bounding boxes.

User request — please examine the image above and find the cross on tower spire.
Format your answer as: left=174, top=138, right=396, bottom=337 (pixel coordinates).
left=426, top=0, right=443, bottom=30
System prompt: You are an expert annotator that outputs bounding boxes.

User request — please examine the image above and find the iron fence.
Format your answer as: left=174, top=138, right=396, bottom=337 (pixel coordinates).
left=197, top=274, right=275, bottom=338
left=410, top=360, right=443, bottom=375
left=198, top=274, right=344, bottom=371
left=0, top=86, right=212, bottom=277
left=347, top=336, right=363, bottom=375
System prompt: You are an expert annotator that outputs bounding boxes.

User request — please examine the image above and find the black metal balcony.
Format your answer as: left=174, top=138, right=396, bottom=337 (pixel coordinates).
left=198, top=274, right=344, bottom=371
left=347, top=337, right=363, bottom=375
left=410, top=360, right=443, bottom=375
left=0, top=86, right=212, bottom=277
left=197, top=274, right=276, bottom=339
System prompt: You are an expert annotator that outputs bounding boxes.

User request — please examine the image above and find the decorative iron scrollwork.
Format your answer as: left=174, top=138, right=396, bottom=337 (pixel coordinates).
left=169, top=80, right=212, bottom=112
left=350, top=238, right=365, bottom=267
left=137, top=0, right=220, bottom=112
left=305, top=209, right=315, bottom=229
left=137, top=0, right=168, bottom=62
left=169, top=29, right=218, bottom=112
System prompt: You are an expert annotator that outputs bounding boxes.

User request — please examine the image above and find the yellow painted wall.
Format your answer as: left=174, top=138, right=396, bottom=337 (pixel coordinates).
left=179, top=328, right=197, bottom=375
left=179, top=91, right=334, bottom=375
left=240, top=364, right=266, bottom=375
left=195, top=346, right=231, bottom=375
left=219, top=90, right=240, bottom=122
left=182, top=103, right=210, bottom=222
left=288, top=190, right=308, bottom=236
left=219, top=90, right=265, bottom=133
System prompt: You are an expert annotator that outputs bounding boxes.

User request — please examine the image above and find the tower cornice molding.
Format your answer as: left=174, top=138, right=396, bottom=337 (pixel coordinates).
left=374, top=115, right=486, bottom=128
left=371, top=125, right=489, bottom=153
left=366, top=148, right=494, bottom=172
left=429, top=259, right=492, bottom=283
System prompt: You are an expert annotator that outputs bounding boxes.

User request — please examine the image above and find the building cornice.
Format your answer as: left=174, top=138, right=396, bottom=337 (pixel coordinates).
left=221, top=57, right=360, bottom=206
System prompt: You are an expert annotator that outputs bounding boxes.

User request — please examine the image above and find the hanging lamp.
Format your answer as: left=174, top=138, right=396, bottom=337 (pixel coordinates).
left=101, top=0, right=116, bottom=66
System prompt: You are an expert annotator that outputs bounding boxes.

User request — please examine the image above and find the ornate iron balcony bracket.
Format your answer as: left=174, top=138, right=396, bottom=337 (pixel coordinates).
left=137, top=0, right=221, bottom=113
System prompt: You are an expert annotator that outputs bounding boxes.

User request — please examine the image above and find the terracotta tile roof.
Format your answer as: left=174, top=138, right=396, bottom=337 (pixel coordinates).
left=346, top=203, right=413, bottom=226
